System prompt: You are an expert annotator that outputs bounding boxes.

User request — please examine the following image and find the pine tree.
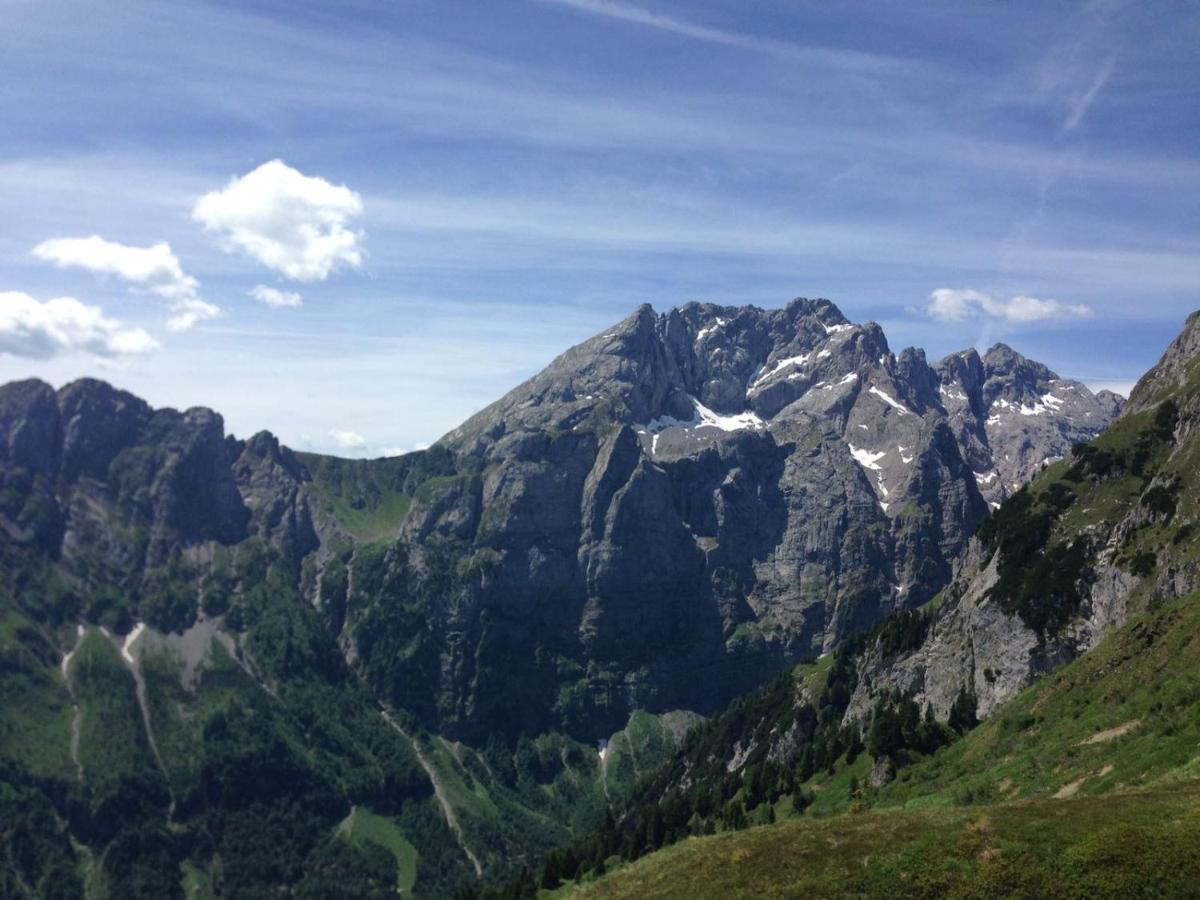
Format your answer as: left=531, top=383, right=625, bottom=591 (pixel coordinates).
left=541, top=854, right=561, bottom=890
left=948, top=685, right=979, bottom=733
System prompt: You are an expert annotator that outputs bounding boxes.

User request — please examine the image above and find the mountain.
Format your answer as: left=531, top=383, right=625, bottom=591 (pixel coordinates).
left=846, top=310, right=1200, bottom=725
left=344, top=298, right=1119, bottom=742
left=538, top=309, right=1199, bottom=899
left=0, top=298, right=1120, bottom=897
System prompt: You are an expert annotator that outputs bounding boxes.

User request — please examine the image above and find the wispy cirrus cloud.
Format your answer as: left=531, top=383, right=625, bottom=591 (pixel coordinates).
left=1060, top=54, right=1117, bottom=134
left=535, top=0, right=915, bottom=74
left=928, top=288, right=1092, bottom=323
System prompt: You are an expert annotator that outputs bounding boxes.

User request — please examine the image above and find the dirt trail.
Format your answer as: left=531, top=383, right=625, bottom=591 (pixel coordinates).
left=599, top=741, right=611, bottom=802
left=61, top=625, right=86, bottom=782
left=121, top=625, right=176, bottom=821
left=381, top=710, right=483, bottom=877
left=1078, top=720, right=1140, bottom=745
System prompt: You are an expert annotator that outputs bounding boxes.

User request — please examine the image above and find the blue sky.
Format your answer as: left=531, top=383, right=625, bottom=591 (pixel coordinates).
left=1, top=0, right=1197, bottom=456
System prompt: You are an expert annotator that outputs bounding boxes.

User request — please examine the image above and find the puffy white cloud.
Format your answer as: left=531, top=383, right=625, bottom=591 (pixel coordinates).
left=928, top=288, right=1092, bottom=323
left=250, top=285, right=303, bottom=308
left=33, top=236, right=198, bottom=300
left=328, top=429, right=367, bottom=451
left=194, top=160, right=363, bottom=281
left=0, top=291, right=158, bottom=359
left=32, top=235, right=219, bottom=331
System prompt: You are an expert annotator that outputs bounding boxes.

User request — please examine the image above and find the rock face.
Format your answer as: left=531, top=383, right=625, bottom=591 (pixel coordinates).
left=0, top=377, right=312, bottom=593
left=335, top=299, right=1120, bottom=741
left=846, top=310, right=1200, bottom=727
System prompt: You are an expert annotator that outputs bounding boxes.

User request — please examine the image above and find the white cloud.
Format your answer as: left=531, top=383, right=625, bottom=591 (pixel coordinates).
left=250, top=285, right=303, bottom=308
left=33, top=236, right=198, bottom=300
left=32, top=235, right=219, bottom=331
left=0, top=291, right=158, bottom=359
left=928, top=288, right=1092, bottom=323
left=381, top=441, right=429, bottom=457
left=328, top=429, right=367, bottom=451
left=194, top=160, right=363, bottom=281
left=166, top=298, right=222, bottom=332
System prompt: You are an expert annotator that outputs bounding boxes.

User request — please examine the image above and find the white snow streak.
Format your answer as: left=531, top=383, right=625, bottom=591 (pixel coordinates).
left=751, top=353, right=811, bottom=389
left=868, top=385, right=912, bottom=416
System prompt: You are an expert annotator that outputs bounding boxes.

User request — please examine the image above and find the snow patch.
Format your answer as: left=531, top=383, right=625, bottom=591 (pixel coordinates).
left=898, top=445, right=913, bottom=464
left=751, top=353, right=811, bottom=389
left=695, top=318, right=728, bottom=342
left=639, top=397, right=765, bottom=439
left=991, top=392, right=1066, bottom=418
left=975, top=471, right=998, bottom=485
left=1018, top=393, right=1063, bottom=416
left=868, top=385, right=912, bottom=416
left=839, top=372, right=858, bottom=385
left=823, top=322, right=853, bottom=334
left=848, top=444, right=886, bottom=471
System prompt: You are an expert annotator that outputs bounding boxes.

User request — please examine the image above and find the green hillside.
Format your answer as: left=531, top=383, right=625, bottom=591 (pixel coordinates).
left=552, top=586, right=1200, bottom=899
left=571, top=783, right=1200, bottom=900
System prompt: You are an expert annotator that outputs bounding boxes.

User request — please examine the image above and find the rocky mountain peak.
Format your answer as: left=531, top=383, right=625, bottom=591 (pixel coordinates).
left=981, top=342, right=1056, bottom=405
left=359, top=297, right=1126, bottom=740
left=1125, top=310, right=1200, bottom=415
left=0, top=378, right=60, bottom=476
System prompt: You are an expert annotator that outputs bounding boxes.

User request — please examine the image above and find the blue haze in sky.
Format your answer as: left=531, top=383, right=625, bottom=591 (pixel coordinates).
left=1, top=0, right=1197, bottom=455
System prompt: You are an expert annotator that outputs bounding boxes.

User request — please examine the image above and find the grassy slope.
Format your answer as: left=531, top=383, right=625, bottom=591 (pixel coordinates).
left=573, top=784, right=1200, bottom=900
left=877, top=591, right=1200, bottom=809
left=0, top=605, right=75, bottom=781
left=338, top=806, right=419, bottom=894
left=298, top=452, right=417, bottom=542
left=411, top=710, right=703, bottom=875
left=566, top=586, right=1200, bottom=898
